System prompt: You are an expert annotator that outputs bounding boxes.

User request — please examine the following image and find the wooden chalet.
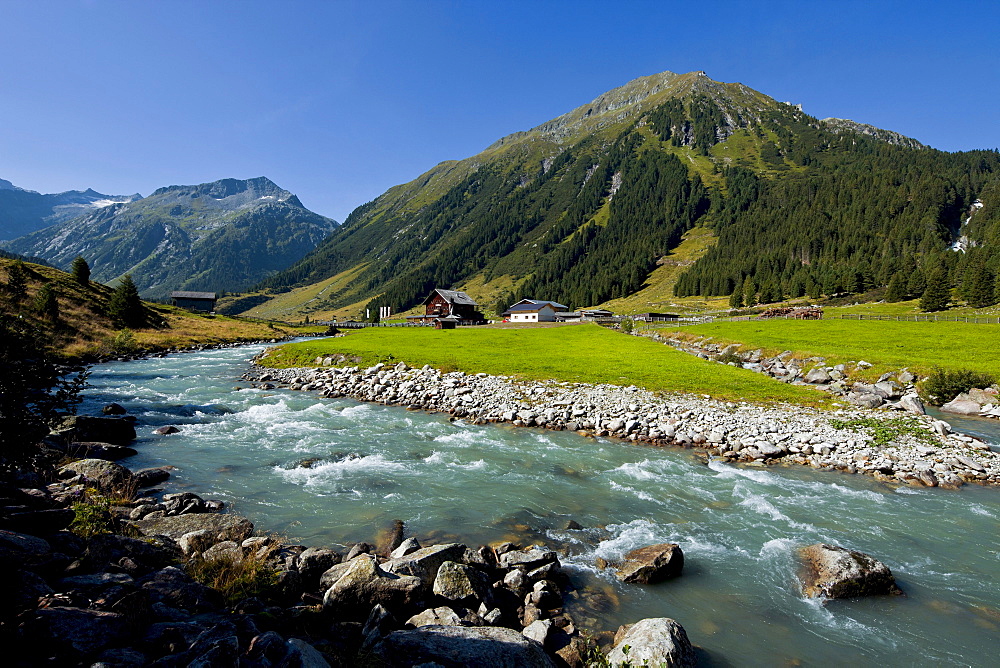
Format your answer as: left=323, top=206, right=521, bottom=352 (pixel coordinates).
left=170, top=291, right=217, bottom=312
left=406, top=289, right=485, bottom=325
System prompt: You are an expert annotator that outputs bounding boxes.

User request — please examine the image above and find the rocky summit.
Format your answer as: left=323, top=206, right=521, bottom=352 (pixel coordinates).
left=4, top=176, right=338, bottom=298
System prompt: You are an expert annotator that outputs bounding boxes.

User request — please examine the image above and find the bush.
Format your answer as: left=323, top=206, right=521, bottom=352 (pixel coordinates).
left=918, top=367, right=996, bottom=406
left=186, top=547, right=279, bottom=605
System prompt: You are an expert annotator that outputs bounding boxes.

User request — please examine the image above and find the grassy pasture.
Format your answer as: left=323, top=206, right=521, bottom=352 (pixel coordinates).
left=660, top=318, right=1000, bottom=380
left=259, top=323, right=825, bottom=405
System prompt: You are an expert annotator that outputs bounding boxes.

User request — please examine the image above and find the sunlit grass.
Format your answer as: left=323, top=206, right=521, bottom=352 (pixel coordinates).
left=659, top=318, right=1000, bottom=381
left=259, top=323, right=826, bottom=405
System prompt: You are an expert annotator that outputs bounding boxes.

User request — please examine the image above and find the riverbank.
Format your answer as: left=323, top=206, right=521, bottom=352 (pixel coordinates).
left=244, top=359, right=1000, bottom=489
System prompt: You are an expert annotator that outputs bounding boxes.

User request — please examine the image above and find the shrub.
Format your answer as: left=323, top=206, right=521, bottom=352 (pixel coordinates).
left=70, top=257, right=91, bottom=286
left=717, top=351, right=743, bottom=365
left=918, top=367, right=996, bottom=406
left=186, top=546, right=279, bottom=605
left=98, top=328, right=139, bottom=356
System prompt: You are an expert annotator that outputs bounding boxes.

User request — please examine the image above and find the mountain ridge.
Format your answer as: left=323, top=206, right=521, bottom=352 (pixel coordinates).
left=0, top=179, right=139, bottom=242
left=5, top=176, right=338, bottom=299
left=247, top=69, right=991, bottom=321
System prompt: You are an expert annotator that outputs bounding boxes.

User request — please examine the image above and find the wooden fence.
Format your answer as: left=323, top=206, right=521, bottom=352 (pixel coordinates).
left=637, top=312, right=1000, bottom=329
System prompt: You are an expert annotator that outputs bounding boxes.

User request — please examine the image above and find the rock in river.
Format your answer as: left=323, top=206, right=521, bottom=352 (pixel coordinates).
left=799, top=543, right=903, bottom=598
left=616, top=543, right=684, bottom=584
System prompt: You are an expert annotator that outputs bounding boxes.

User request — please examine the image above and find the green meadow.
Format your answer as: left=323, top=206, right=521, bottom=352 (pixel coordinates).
left=261, top=323, right=825, bottom=405
left=661, top=318, right=1000, bottom=380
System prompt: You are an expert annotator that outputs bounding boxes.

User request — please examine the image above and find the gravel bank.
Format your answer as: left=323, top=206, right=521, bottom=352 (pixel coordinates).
left=245, top=358, right=1000, bottom=489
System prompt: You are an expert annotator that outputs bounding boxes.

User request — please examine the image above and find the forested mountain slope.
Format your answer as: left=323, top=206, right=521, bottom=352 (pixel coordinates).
left=5, top=177, right=338, bottom=299
left=252, top=70, right=1000, bottom=317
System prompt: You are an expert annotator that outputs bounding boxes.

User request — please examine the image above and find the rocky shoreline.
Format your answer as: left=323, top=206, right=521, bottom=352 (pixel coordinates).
left=245, top=356, right=1000, bottom=489
left=3, top=412, right=701, bottom=667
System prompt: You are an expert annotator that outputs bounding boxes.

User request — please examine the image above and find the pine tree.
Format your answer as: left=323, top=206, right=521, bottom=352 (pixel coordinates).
left=744, top=277, right=758, bottom=306
left=729, top=278, right=744, bottom=309
left=906, top=268, right=926, bottom=299
left=107, top=275, right=146, bottom=328
left=70, top=257, right=91, bottom=286
left=32, top=283, right=59, bottom=322
left=6, top=260, right=28, bottom=302
left=884, top=271, right=907, bottom=302
left=920, top=268, right=951, bottom=312
left=964, top=264, right=996, bottom=308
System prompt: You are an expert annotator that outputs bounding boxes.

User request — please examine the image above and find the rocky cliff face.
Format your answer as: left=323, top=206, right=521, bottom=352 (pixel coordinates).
left=5, top=177, right=338, bottom=298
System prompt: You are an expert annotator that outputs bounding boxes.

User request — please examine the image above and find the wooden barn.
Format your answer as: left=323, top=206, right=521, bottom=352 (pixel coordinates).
left=170, top=291, right=217, bottom=312
left=407, top=289, right=485, bottom=324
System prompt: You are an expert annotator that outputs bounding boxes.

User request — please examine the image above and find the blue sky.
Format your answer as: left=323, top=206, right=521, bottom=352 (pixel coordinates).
left=2, top=0, right=998, bottom=222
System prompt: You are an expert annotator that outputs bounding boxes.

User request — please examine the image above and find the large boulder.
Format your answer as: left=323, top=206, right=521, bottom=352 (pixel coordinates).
left=898, top=394, right=925, bottom=415
left=140, top=565, right=222, bottom=612
left=498, top=546, right=558, bottom=570
left=384, top=542, right=467, bottom=589
left=940, top=398, right=982, bottom=415
left=615, top=543, right=684, bottom=584
left=54, top=416, right=136, bottom=445
left=432, top=560, right=492, bottom=605
left=58, top=458, right=135, bottom=492
left=799, top=543, right=903, bottom=598
left=81, top=533, right=182, bottom=574
left=369, top=625, right=555, bottom=667
left=19, top=607, right=129, bottom=659
left=132, top=512, right=254, bottom=543
left=322, top=554, right=423, bottom=618
left=65, top=442, right=137, bottom=461
left=606, top=618, right=695, bottom=667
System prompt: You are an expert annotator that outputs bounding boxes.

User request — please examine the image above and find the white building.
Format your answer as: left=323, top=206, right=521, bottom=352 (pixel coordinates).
left=501, top=299, right=568, bottom=322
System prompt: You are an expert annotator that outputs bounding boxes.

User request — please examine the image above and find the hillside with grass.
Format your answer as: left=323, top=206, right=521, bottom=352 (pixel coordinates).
left=0, top=257, right=311, bottom=361
left=239, top=70, right=1000, bottom=322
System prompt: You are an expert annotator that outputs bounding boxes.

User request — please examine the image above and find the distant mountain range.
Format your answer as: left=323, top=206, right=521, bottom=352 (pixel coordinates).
left=4, top=177, right=338, bottom=299
left=248, top=69, right=1000, bottom=319
left=0, top=179, right=138, bottom=242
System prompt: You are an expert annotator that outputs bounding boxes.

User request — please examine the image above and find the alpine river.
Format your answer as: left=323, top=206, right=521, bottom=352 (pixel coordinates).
left=79, top=341, right=1000, bottom=666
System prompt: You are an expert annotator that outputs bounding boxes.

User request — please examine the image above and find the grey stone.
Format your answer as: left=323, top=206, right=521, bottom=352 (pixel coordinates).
left=322, top=555, right=423, bottom=618
left=58, top=459, right=135, bottom=492
left=432, top=560, right=492, bottom=604
left=287, top=638, right=331, bottom=668
left=498, top=546, right=558, bottom=570
left=390, top=537, right=421, bottom=558
left=370, top=625, right=555, bottom=667
left=407, top=606, right=464, bottom=627
left=898, top=394, right=925, bottom=415
left=133, top=512, right=253, bottom=543
left=804, top=368, right=832, bottom=384
left=384, top=543, right=467, bottom=588
left=607, top=618, right=695, bottom=667
left=941, top=398, right=982, bottom=415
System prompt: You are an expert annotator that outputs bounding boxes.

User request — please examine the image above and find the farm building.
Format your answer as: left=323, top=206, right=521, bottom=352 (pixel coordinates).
left=502, top=300, right=566, bottom=322
left=406, top=289, right=485, bottom=324
left=170, top=291, right=217, bottom=312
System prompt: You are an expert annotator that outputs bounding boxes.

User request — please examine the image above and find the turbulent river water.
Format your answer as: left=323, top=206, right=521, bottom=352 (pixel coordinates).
left=79, top=342, right=1000, bottom=666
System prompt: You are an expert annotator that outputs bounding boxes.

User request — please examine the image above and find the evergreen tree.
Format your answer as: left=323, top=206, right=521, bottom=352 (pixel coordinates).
left=744, top=277, right=758, bottom=306
left=906, top=268, right=926, bottom=299
left=32, top=283, right=59, bottom=322
left=6, top=260, right=28, bottom=302
left=729, top=277, right=744, bottom=309
left=920, top=268, right=951, bottom=312
left=884, top=271, right=907, bottom=302
left=964, top=263, right=996, bottom=308
left=70, top=257, right=91, bottom=286
left=107, top=275, right=146, bottom=328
